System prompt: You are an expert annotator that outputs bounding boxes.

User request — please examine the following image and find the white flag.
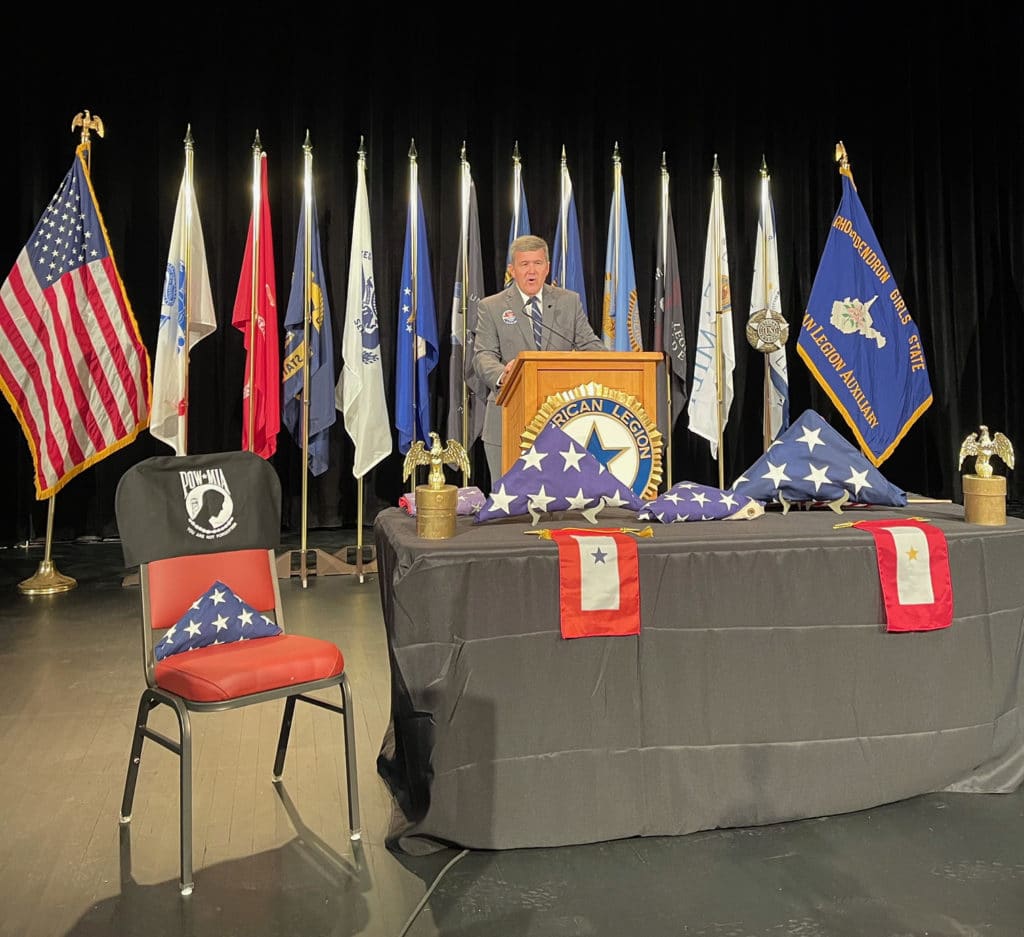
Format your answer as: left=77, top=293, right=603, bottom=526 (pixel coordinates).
left=150, top=170, right=216, bottom=454
left=338, top=153, right=392, bottom=478
left=687, top=163, right=735, bottom=457
left=751, top=170, right=790, bottom=442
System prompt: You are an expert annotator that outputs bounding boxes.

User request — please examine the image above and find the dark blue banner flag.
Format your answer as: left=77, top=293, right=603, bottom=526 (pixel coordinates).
left=797, top=167, right=932, bottom=466
left=282, top=189, right=336, bottom=477
left=395, top=179, right=439, bottom=454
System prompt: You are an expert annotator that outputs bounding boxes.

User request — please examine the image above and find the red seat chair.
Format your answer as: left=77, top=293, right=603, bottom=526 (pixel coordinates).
left=115, top=451, right=360, bottom=895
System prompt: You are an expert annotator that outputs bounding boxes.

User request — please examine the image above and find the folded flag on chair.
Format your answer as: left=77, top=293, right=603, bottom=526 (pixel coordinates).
left=545, top=528, right=641, bottom=639
left=849, top=518, right=953, bottom=633
left=156, top=580, right=282, bottom=660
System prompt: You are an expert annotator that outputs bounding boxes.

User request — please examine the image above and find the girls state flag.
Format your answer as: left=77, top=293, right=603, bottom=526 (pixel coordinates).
left=547, top=529, right=641, bottom=639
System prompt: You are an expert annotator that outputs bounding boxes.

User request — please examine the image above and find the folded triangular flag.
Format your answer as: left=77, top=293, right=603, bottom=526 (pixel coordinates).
left=731, top=409, right=907, bottom=508
left=639, top=481, right=764, bottom=523
left=475, top=423, right=644, bottom=525
left=547, top=528, right=640, bottom=639
left=851, top=518, right=953, bottom=632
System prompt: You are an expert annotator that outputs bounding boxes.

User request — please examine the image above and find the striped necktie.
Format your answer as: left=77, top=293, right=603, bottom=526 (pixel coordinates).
left=529, top=296, right=542, bottom=349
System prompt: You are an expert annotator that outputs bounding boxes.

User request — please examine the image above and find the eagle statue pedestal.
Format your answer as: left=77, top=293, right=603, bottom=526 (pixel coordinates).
left=963, top=474, right=1006, bottom=526
left=415, top=485, right=457, bottom=539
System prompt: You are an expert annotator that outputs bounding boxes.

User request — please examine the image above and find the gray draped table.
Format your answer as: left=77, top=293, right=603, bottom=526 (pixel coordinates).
left=373, top=502, right=1024, bottom=853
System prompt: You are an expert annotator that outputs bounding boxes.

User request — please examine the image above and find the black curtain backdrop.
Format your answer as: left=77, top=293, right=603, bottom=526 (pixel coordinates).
left=3, top=15, right=1022, bottom=545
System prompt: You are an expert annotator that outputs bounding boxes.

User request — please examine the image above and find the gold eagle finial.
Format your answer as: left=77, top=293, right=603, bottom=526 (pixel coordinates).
left=959, top=425, right=1014, bottom=478
left=403, top=432, right=470, bottom=490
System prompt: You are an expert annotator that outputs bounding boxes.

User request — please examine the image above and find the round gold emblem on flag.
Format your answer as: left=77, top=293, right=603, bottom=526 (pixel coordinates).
left=746, top=308, right=789, bottom=353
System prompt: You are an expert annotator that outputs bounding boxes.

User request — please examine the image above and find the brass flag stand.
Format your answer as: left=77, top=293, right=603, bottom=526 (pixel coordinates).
left=19, top=112, right=104, bottom=596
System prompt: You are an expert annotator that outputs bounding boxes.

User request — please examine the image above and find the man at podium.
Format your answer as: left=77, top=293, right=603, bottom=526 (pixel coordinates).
left=474, top=234, right=603, bottom=482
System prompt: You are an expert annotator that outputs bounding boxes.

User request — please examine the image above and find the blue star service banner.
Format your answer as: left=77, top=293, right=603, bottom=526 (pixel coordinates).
left=797, top=169, right=932, bottom=466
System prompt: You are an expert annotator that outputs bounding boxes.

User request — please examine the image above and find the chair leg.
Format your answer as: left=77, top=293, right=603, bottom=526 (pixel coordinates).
left=120, top=692, right=156, bottom=822
left=168, top=696, right=195, bottom=897
left=273, top=696, right=298, bottom=781
left=339, top=674, right=361, bottom=840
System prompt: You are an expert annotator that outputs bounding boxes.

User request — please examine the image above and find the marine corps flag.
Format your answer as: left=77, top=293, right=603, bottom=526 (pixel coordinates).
left=797, top=143, right=932, bottom=466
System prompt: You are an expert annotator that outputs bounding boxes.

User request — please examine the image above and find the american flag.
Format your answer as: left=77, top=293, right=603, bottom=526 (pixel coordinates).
left=731, top=408, right=908, bottom=507
left=475, top=423, right=644, bottom=525
left=638, top=481, right=763, bottom=523
left=0, top=143, right=151, bottom=498
left=155, top=579, right=282, bottom=661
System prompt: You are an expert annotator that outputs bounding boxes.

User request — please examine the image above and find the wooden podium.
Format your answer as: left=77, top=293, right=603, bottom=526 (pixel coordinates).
left=495, top=350, right=663, bottom=473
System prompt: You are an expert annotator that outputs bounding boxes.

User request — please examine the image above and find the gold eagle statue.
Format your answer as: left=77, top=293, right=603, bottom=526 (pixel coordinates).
left=403, top=432, right=470, bottom=490
left=959, top=425, right=1014, bottom=478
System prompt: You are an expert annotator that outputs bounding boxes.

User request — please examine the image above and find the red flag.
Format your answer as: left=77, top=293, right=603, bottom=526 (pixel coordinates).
left=853, top=518, right=953, bottom=632
left=548, top=529, right=640, bottom=639
left=0, top=143, right=151, bottom=498
left=231, top=152, right=279, bottom=459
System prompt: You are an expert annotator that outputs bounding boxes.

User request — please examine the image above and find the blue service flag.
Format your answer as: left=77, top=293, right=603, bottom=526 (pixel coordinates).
left=797, top=171, right=932, bottom=465
left=602, top=179, right=641, bottom=351
left=282, top=190, right=336, bottom=476
left=395, top=185, right=439, bottom=454
left=551, top=166, right=588, bottom=316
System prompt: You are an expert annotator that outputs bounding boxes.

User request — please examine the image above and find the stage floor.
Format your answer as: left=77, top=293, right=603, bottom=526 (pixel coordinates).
left=1, top=528, right=1023, bottom=937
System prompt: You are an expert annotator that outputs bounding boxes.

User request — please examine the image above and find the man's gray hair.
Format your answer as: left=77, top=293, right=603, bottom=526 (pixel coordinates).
left=509, top=234, right=549, bottom=261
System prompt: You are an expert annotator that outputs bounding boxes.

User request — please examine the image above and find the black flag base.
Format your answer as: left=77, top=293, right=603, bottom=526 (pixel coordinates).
left=275, top=546, right=377, bottom=585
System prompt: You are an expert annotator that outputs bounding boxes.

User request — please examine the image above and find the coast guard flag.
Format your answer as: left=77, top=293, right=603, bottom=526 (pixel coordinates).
left=750, top=167, right=789, bottom=442
left=151, top=163, right=216, bottom=455
left=231, top=152, right=280, bottom=460
left=548, top=529, right=640, bottom=639
left=602, top=154, right=642, bottom=351
left=338, top=151, right=391, bottom=479
left=504, top=148, right=531, bottom=286
left=687, top=161, right=735, bottom=457
left=0, top=142, right=151, bottom=498
left=797, top=161, right=933, bottom=466
left=653, top=174, right=688, bottom=430
left=395, top=172, right=439, bottom=454
left=447, top=158, right=488, bottom=448
left=282, top=188, right=335, bottom=477
left=850, top=518, right=952, bottom=632
left=551, top=152, right=589, bottom=315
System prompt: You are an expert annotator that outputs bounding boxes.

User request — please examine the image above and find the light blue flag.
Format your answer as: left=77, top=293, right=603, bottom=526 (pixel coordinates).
left=797, top=158, right=932, bottom=466
left=601, top=155, right=641, bottom=351
left=504, top=149, right=531, bottom=287
left=551, top=156, right=588, bottom=316
left=282, top=188, right=335, bottom=477
left=395, top=178, right=439, bottom=454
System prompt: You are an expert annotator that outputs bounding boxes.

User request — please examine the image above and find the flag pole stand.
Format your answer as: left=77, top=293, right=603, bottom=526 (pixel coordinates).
left=19, top=498, right=76, bottom=595
left=328, top=479, right=377, bottom=583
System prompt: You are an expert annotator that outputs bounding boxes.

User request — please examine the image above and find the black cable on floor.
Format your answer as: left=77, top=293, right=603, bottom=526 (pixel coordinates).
left=396, top=847, right=471, bottom=937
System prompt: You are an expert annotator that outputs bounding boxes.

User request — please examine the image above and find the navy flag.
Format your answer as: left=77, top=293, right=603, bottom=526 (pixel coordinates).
left=797, top=146, right=932, bottom=466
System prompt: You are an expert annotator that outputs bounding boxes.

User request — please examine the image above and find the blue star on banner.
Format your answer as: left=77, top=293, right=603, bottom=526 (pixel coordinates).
left=730, top=409, right=908, bottom=508
left=638, top=481, right=764, bottom=523
left=475, top=423, right=644, bottom=525
left=155, top=580, right=282, bottom=661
